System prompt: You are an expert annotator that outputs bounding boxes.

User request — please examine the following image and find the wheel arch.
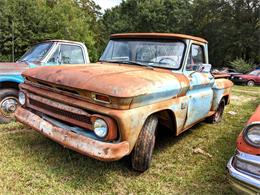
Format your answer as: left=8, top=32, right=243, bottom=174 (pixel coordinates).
left=147, top=109, right=177, bottom=135
left=0, top=76, right=23, bottom=90
left=222, top=95, right=230, bottom=105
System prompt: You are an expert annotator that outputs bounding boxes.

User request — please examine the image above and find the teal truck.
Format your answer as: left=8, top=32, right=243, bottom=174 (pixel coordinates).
left=0, top=40, right=90, bottom=122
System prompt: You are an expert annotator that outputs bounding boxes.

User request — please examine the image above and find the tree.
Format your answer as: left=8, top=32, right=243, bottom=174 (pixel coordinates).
left=0, top=0, right=101, bottom=61
left=99, top=0, right=260, bottom=67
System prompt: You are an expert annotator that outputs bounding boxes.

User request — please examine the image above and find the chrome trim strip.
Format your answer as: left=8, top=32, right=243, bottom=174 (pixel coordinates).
left=236, top=150, right=260, bottom=169
left=227, top=156, right=260, bottom=190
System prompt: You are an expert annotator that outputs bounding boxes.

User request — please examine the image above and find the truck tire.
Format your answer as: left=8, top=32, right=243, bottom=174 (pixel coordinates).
left=131, top=115, right=158, bottom=172
left=247, top=80, right=255, bottom=87
left=206, top=99, right=225, bottom=124
left=0, top=89, right=19, bottom=123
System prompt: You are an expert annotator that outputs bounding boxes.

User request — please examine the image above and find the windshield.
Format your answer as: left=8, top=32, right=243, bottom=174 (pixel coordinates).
left=100, top=39, right=185, bottom=69
left=249, top=70, right=259, bottom=75
left=19, top=42, right=53, bottom=62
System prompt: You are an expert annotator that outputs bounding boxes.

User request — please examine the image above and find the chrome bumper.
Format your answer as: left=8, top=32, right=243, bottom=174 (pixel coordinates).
left=227, top=150, right=260, bottom=194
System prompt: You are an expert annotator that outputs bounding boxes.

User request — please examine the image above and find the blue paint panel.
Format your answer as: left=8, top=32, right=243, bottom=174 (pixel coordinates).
left=184, top=72, right=214, bottom=127
left=185, top=87, right=213, bottom=127
left=0, top=75, right=24, bottom=84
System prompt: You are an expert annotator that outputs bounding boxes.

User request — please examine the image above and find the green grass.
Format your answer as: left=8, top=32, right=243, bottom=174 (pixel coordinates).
left=0, top=86, right=259, bottom=194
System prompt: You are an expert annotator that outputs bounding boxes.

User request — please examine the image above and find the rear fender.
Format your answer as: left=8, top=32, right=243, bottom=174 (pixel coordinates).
left=211, top=79, right=233, bottom=110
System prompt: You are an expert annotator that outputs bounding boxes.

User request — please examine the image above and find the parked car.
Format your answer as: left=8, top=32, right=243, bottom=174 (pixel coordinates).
left=222, top=68, right=241, bottom=76
left=15, top=33, right=233, bottom=171
left=227, top=105, right=260, bottom=194
left=231, top=70, right=260, bottom=86
left=212, top=67, right=241, bottom=79
left=0, top=40, right=90, bottom=123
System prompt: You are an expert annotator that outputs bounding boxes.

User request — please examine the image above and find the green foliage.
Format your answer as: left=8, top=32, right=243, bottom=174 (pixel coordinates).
left=100, top=0, right=260, bottom=66
left=0, top=0, right=259, bottom=65
left=0, top=0, right=100, bottom=62
left=229, top=58, right=254, bottom=73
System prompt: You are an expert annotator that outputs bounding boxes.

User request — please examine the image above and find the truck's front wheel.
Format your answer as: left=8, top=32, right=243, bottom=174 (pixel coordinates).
left=131, top=115, right=158, bottom=172
left=0, top=89, right=19, bottom=123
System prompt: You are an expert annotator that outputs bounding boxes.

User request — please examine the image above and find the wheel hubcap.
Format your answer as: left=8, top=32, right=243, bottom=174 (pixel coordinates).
left=248, top=81, right=254, bottom=86
left=0, top=97, right=18, bottom=117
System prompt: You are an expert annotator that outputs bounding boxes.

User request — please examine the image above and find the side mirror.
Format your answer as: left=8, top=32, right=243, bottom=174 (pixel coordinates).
left=198, top=64, right=212, bottom=73
left=186, top=63, right=212, bottom=73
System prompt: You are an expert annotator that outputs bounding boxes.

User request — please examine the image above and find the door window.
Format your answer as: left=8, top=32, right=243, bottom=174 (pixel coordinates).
left=48, top=44, right=85, bottom=64
left=60, top=44, right=84, bottom=64
left=187, top=44, right=205, bottom=71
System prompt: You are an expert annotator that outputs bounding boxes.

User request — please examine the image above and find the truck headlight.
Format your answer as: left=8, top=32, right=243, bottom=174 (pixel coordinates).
left=93, top=118, right=108, bottom=138
left=243, top=123, right=260, bottom=147
left=18, top=91, right=26, bottom=106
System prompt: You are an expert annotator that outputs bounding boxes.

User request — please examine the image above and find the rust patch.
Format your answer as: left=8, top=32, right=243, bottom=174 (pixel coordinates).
left=111, top=33, right=208, bottom=43
left=15, top=106, right=129, bottom=161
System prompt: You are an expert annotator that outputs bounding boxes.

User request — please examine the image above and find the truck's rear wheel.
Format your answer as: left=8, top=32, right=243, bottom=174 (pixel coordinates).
left=131, top=115, right=158, bottom=172
left=206, top=99, right=225, bottom=124
left=0, top=89, right=19, bottom=123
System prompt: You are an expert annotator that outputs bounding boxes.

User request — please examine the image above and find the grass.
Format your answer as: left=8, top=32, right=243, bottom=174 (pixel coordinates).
left=0, top=85, right=259, bottom=194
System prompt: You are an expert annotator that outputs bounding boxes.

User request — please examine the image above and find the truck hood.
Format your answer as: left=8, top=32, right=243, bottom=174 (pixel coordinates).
left=23, top=63, right=190, bottom=99
left=0, top=62, right=29, bottom=75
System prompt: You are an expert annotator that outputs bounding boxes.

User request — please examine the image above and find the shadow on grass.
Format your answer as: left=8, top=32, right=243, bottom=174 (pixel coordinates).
left=5, top=118, right=204, bottom=190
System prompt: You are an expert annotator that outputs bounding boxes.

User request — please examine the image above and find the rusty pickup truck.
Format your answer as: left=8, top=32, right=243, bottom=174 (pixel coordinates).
left=15, top=33, right=233, bottom=172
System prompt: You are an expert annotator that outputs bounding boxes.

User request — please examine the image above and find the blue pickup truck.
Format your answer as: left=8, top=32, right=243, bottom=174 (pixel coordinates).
left=0, top=40, right=89, bottom=123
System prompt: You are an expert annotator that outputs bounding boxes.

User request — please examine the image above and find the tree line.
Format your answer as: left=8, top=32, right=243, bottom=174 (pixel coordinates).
left=0, top=0, right=259, bottom=68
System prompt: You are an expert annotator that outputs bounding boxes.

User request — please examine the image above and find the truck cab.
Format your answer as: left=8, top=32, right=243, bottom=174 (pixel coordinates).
left=0, top=40, right=89, bottom=122
left=15, top=33, right=233, bottom=171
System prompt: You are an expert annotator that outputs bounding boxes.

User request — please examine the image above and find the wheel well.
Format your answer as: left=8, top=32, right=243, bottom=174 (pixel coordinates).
left=155, top=109, right=177, bottom=135
left=0, top=82, right=19, bottom=90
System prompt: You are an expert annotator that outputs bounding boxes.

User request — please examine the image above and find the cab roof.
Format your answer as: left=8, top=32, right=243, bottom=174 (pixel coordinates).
left=40, top=39, right=84, bottom=45
left=111, top=33, right=208, bottom=43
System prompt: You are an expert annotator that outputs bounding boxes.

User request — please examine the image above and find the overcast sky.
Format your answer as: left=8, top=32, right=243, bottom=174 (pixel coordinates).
left=93, top=0, right=122, bottom=12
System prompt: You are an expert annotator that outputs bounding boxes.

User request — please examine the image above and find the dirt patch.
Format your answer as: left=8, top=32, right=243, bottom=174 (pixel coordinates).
left=232, top=89, right=259, bottom=94
left=231, top=95, right=257, bottom=105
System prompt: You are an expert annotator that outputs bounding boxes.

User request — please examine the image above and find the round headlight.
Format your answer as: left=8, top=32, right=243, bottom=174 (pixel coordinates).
left=243, top=123, right=260, bottom=147
left=18, top=91, right=26, bottom=106
left=93, top=119, right=108, bottom=138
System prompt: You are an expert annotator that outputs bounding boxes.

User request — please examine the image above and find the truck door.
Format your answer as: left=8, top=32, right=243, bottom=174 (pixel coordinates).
left=184, top=43, right=214, bottom=128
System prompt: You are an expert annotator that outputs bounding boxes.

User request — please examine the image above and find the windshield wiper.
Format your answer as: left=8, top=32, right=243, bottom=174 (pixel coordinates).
left=125, top=61, right=154, bottom=69
left=17, top=59, right=28, bottom=63
left=100, top=60, right=154, bottom=69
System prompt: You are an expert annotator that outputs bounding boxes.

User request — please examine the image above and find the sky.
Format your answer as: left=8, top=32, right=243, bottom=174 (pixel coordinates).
left=93, top=0, right=122, bottom=12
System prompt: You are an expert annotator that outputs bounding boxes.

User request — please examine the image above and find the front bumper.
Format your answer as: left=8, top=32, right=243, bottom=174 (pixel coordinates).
left=227, top=151, right=260, bottom=194
left=15, top=106, right=129, bottom=161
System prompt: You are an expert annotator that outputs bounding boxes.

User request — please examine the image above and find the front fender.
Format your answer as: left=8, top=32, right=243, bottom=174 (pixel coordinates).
left=0, top=75, right=24, bottom=86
